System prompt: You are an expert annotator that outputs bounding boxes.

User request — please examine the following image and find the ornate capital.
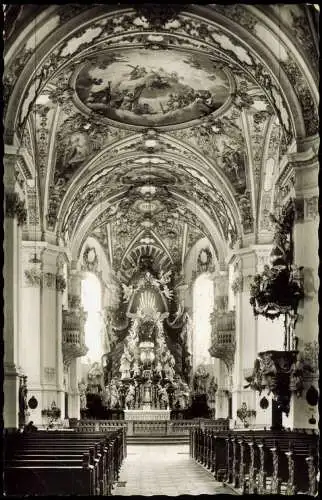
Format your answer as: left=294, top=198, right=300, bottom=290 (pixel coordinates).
left=24, top=267, right=42, bottom=287
left=5, top=192, right=27, bottom=226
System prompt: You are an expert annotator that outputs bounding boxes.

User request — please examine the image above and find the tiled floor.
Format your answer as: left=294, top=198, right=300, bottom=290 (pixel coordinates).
left=113, top=444, right=237, bottom=496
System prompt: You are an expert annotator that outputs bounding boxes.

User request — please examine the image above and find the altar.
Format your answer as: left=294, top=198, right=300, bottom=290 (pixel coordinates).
left=124, top=409, right=171, bottom=421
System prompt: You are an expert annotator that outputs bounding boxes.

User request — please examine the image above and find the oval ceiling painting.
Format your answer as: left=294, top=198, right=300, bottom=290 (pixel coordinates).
left=75, top=49, right=231, bottom=128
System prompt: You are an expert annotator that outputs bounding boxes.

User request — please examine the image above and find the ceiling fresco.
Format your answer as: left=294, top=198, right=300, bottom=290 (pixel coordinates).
left=75, top=49, right=231, bottom=128
left=4, top=4, right=318, bottom=272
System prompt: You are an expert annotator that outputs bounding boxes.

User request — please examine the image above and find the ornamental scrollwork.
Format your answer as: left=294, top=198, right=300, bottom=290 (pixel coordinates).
left=5, top=192, right=27, bottom=226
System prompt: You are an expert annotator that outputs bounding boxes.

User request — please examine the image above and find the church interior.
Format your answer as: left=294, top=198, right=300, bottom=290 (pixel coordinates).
left=3, top=3, right=319, bottom=496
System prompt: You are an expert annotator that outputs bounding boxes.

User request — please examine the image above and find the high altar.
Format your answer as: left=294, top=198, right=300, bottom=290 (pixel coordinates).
left=99, top=255, right=192, bottom=418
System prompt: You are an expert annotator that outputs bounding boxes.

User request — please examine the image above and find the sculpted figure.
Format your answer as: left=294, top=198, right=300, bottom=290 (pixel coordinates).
left=158, top=384, right=169, bottom=409
left=125, top=384, right=136, bottom=409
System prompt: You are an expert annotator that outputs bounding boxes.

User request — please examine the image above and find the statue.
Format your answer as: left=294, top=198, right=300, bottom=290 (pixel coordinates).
left=155, top=359, right=163, bottom=377
left=78, top=381, right=87, bottom=410
left=193, top=365, right=209, bottom=394
left=164, top=360, right=175, bottom=382
left=109, top=379, right=120, bottom=409
left=103, top=384, right=111, bottom=408
left=132, top=359, right=140, bottom=377
left=158, top=384, right=169, bottom=409
left=208, top=377, right=218, bottom=402
left=19, top=376, right=28, bottom=427
left=120, top=346, right=132, bottom=379
left=125, top=383, right=136, bottom=409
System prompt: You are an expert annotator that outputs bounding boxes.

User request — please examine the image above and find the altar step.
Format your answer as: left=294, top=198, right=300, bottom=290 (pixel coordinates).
left=127, top=434, right=189, bottom=445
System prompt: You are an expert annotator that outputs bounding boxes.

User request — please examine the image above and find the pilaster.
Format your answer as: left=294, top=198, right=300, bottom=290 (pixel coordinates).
left=20, top=242, right=67, bottom=426
left=64, top=266, right=87, bottom=420
left=3, top=152, right=27, bottom=429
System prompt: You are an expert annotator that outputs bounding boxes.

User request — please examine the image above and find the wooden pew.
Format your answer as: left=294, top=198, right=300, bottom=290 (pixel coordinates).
left=4, top=429, right=125, bottom=496
left=190, top=427, right=319, bottom=496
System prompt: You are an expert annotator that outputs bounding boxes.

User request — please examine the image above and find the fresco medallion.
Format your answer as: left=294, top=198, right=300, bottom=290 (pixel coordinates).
left=75, top=49, right=231, bottom=128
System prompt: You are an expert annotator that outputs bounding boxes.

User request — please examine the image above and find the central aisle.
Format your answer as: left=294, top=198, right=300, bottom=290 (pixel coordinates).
left=114, top=444, right=237, bottom=496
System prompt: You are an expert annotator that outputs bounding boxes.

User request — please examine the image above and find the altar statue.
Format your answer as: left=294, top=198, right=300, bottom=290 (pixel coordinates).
left=193, top=364, right=209, bottom=394
left=164, top=359, right=175, bottom=381
left=125, top=383, right=136, bottom=409
left=158, top=384, right=169, bottom=409
left=78, top=381, right=87, bottom=410
left=155, top=359, right=162, bottom=377
left=120, top=346, right=132, bottom=380
left=132, top=359, right=140, bottom=377
left=109, top=379, right=120, bottom=408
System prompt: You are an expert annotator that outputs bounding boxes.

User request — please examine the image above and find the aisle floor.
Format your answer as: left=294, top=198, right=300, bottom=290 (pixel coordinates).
left=113, top=444, right=237, bottom=496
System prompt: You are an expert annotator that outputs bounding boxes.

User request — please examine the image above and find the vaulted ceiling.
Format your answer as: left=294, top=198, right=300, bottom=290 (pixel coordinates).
left=4, top=4, right=319, bottom=277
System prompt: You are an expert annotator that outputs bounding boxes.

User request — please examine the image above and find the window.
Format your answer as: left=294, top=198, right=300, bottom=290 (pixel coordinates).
left=192, top=273, right=214, bottom=367
left=81, top=273, right=103, bottom=363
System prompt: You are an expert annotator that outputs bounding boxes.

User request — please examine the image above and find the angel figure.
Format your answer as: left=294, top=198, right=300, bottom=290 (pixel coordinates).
left=125, top=384, right=136, bottom=409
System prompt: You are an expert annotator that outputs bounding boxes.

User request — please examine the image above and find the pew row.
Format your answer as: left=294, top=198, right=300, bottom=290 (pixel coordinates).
left=190, top=428, right=319, bottom=496
left=4, top=429, right=126, bottom=496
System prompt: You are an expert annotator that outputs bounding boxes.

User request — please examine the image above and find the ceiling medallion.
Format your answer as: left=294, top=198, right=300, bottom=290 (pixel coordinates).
left=74, top=49, right=231, bottom=129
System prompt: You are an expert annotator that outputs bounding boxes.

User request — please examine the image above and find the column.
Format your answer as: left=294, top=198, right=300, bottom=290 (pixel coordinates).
left=20, top=243, right=67, bottom=426
left=282, top=153, right=319, bottom=430
left=230, top=250, right=257, bottom=425
left=20, top=244, right=42, bottom=425
left=211, top=270, right=231, bottom=418
left=4, top=187, right=27, bottom=429
left=40, top=247, right=66, bottom=423
left=66, top=265, right=86, bottom=419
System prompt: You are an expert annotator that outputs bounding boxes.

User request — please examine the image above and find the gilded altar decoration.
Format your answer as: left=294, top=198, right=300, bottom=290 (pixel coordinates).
left=249, top=199, right=304, bottom=350
left=101, top=254, right=191, bottom=412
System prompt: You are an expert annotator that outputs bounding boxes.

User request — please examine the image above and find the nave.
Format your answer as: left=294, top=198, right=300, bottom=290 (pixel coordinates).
left=114, top=444, right=235, bottom=496
left=3, top=4, right=319, bottom=497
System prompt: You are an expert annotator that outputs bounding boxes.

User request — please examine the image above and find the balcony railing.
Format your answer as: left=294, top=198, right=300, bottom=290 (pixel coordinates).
left=62, top=308, right=88, bottom=364
left=209, top=310, right=236, bottom=371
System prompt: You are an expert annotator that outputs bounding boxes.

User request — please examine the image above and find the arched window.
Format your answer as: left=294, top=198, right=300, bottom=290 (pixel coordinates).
left=81, top=273, right=103, bottom=363
left=192, top=273, right=214, bottom=368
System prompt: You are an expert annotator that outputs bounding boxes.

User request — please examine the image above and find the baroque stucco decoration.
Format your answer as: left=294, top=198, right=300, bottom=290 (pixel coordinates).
left=4, top=5, right=318, bottom=284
